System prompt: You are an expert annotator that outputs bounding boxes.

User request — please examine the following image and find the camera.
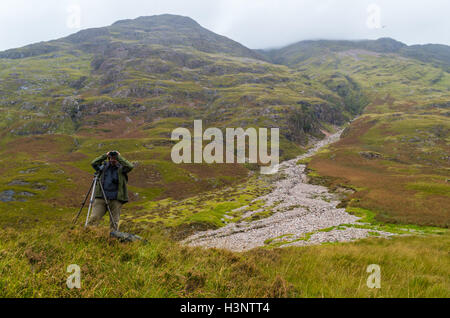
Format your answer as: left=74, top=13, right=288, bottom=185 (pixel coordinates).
left=95, top=163, right=106, bottom=175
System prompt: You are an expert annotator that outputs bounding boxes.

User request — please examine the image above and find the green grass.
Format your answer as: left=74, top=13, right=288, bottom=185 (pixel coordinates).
left=123, top=175, right=272, bottom=233
left=0, top=217, right=448, bottom=297
left=406, top=182, right=450, bottom=197
left=345, top=207, right=446, bottom=235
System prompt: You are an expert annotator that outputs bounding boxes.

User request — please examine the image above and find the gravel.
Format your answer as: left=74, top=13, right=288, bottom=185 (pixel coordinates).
left=183, top=129, right=394, bottom=251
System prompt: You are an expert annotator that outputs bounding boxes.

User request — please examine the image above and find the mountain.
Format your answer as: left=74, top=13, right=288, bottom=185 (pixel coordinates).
left=261, top=37, right=450, bottom=71
left=0, top=14, right=264, bottom=60
left=0, top=14, right=449, bottom=298
left=261, top=38, right=450, bottom=227
left=0, top=14, right=348, bottom=212
left=402, top=44, right=450, bottom=72
left=0, top=15, right=363, bottom=151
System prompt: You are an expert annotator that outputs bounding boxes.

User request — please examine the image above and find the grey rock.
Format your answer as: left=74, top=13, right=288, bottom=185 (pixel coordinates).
left=0, top=190, right=15, bottom=202
left=110, top=230, right=146, bottom=243
left=17, top=191, right=35, bottom=197
left=359, top=151, right=383, bottom=160
left=8, top=180, right=30, bottom=186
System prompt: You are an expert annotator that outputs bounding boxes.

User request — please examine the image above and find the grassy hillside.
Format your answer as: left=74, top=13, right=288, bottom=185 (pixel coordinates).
left=279, top=49, right=450, bottom=227
left=0, top=15, right=365, bottom=217
left=262, top=37, right=450, bottom=72
left=0, top=15, right=449, bottom=297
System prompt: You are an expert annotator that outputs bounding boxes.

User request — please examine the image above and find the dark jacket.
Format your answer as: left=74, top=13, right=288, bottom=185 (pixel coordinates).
left=102, top=163, right=119, bottom=200
left=91, top=153, right=134, bottom=203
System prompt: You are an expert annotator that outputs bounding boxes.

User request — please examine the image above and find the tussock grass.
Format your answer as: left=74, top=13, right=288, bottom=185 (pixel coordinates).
left=0, top=216, right=448, bottom=297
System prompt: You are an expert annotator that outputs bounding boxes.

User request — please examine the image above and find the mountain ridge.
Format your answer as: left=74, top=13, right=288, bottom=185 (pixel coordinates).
left=1, top=15, right=450, bottom=71
left=259, top=37, right=450, bottom=71
left=0, top=14, right=265, bottom=61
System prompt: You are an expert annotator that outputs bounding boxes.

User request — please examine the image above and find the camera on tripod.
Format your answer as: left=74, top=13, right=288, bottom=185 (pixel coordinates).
left=73, top=162, right=118, bottom=229
left=95, top=163, right=106, bottom=175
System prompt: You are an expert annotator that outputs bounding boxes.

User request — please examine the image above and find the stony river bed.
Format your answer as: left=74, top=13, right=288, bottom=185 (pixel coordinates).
left=183, top=129, right=395, bottom=251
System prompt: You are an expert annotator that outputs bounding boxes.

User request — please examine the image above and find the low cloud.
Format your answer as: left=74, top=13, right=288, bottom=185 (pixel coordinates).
left=0, top=0, right=448, bottom=51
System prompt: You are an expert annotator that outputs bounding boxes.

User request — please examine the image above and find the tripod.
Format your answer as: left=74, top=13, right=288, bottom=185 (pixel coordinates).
left=73, top=170, right=118, bottom=231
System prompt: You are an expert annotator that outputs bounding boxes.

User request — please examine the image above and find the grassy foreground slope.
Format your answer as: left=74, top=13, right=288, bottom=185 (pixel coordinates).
left=1, top=217, right=448, bottom=297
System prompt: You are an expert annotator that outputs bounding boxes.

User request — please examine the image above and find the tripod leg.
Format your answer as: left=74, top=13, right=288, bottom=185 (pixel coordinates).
left=84, top=176, right=98, bottom=228
left=73, top=177, right=95, bottom=224
left=98, top=181, right=119, bottom=231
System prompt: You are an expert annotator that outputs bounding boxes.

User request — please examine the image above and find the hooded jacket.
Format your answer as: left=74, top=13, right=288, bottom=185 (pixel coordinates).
left=91, top=153, right=134, bottom=203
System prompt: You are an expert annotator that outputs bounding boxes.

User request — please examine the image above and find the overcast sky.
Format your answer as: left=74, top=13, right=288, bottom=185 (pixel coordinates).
left=0, top=0, right=449, bottom=51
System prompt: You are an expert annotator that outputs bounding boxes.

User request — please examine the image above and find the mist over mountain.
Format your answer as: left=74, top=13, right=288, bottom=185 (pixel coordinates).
left=259, top=37, right=450, bottom=71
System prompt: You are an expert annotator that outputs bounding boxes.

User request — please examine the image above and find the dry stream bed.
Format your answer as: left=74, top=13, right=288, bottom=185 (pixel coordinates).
left=183, top=129, right=397, bottom=251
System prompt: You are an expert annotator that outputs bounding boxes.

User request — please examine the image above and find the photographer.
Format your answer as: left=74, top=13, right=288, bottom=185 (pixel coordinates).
left=86, top=151, right=134, bottom=231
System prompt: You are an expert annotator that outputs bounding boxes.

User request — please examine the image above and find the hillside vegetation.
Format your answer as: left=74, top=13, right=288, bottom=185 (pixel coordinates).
left=0, top=15, right=448, bottom=297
